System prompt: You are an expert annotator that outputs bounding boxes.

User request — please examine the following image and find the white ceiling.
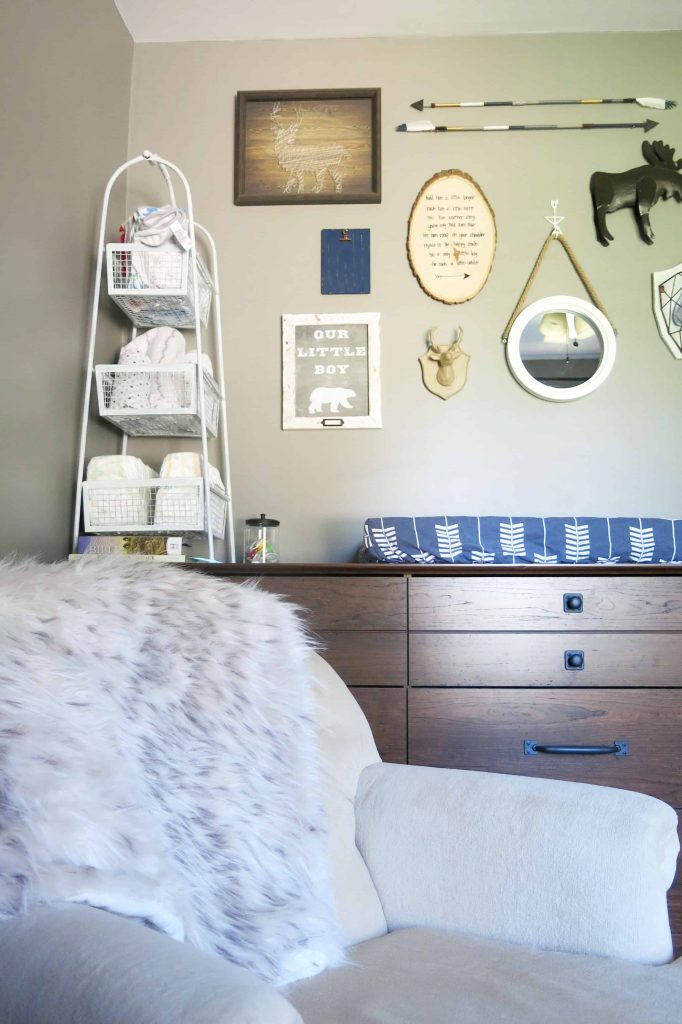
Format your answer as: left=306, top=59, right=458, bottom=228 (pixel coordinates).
left=114, top=0, right=682, bottom=44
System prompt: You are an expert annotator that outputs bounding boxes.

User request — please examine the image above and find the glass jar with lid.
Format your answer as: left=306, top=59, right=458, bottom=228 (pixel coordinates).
left=243, top=514, right=280, bottom=563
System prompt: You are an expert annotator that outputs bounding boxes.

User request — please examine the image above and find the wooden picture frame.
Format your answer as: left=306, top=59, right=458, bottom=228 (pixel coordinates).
left=234, top=89, right=381, bottom=206
left=282, top=313, right=381, bottom=429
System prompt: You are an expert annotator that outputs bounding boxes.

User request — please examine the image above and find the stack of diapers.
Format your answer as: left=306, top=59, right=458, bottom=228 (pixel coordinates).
left=86, top=456, right=156, bottom=529
left=155, top=452, right=225, bottom=531
left=110, top=327, right=214, bottom=411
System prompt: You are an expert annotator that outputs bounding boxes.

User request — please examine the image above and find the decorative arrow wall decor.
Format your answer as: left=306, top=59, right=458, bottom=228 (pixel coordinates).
left=411, top=96, right=676, bottom=111
left=397, top=119, right=659, bottom=134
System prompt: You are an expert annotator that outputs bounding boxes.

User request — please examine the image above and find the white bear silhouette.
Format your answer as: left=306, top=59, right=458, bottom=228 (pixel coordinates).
left=308, top=386, right=356, bottom=414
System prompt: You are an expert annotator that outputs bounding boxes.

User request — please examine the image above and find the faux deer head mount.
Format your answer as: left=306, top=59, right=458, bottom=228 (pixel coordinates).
left=419, top=326, right=470, bottom=400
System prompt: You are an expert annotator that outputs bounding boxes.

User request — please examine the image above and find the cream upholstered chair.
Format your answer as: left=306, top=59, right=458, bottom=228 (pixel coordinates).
left=0, top=652, right=680, bottom=1024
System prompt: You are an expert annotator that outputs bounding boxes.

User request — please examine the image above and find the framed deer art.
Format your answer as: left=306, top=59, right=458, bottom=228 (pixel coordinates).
left=234, top=89, right=381, bottom=205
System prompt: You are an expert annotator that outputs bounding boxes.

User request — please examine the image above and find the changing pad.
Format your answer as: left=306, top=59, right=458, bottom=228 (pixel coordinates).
left=363, top=517, right=682, bottom=565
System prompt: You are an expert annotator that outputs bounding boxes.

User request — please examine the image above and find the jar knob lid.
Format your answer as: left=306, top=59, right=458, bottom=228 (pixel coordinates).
left=245, top=513, right=280, bottom=527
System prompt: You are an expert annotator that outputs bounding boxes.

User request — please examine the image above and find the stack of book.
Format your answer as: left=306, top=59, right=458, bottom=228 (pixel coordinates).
left=70, top=536, right=187, bottom=561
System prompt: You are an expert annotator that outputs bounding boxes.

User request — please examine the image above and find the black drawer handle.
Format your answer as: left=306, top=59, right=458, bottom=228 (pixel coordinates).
left=564, top=650, right=584, bottom=670
left=563, top=593, right=583, bottom=613
left=525, top=740, right=628, bottom=757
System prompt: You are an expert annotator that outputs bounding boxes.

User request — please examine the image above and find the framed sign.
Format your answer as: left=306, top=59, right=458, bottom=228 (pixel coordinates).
left=235, top=89, right=381, bottom=205
left=407, top=169, right=496, bottom=304
left=282, top=313, right=381, bottom=430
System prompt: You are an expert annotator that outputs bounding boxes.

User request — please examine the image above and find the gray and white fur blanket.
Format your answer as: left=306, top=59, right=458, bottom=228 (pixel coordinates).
left=0, top=557, right=343, bottom=984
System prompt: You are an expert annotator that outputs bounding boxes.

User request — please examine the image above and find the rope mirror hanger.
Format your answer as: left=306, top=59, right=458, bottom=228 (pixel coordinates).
left=502, top=213, right=617, bottom=402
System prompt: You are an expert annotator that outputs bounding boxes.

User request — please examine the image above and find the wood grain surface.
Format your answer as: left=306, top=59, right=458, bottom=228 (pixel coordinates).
left=409, top=577, right=682, bottom=631
left=223, top=576, right=406, bottom=631
left=410, top=632, right=682, bottom=687
left=318, top=631, right=407, bottom=686
left=409, top=688, right=682, bottom=804
left=350, top=687, right=407, bottom=763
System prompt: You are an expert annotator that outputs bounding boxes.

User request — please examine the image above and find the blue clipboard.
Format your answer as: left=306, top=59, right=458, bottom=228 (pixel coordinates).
left=321, top=229, right=370, bottom=294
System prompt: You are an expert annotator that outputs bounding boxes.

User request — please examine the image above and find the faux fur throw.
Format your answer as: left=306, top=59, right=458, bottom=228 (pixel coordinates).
left=0, top=557, right=343, bottom=985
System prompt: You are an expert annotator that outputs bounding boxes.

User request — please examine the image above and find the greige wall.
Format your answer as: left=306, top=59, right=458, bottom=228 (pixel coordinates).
left=4, top=26, right=680, bottom=563
left=127, top=32, right=682, bottom=562
left=0, top=1, right=133, bottom=560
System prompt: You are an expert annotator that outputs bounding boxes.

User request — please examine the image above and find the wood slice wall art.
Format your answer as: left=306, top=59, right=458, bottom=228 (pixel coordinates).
left=407, top=169, right=496, bottom=304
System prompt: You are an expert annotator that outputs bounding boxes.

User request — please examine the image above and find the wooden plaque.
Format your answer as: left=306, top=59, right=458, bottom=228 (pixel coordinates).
left=407, top=169, right=496, bottom=304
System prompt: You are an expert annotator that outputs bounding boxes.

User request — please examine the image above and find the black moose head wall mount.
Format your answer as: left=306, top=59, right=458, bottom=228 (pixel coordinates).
left=590, top=140, right=682, bottom=246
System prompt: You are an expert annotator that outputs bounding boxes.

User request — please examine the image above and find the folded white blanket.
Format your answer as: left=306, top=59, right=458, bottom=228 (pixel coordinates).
left=113, top=331, right=214, bottom=412
left=185, top=349, right=214, bottom=379
left=110, top=352, right=152, bottom=410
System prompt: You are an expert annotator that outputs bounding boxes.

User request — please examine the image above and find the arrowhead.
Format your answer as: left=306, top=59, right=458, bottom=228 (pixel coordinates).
left=411, top=99, right=424, bottom=111
left=644, top=119, right=659, bottom=132
left=464, top=273, right=470, bottom=279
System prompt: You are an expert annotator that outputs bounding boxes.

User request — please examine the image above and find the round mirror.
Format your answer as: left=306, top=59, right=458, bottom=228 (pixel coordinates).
left=506, top=296, right=616, bottom=401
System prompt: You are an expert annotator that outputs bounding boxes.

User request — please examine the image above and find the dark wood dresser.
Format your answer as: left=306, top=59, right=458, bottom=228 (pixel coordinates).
left=200, top=563, right=682, bottom=953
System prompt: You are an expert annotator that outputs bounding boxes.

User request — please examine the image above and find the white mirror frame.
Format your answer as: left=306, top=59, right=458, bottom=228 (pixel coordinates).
left=506, top=295, right=616, bottom=402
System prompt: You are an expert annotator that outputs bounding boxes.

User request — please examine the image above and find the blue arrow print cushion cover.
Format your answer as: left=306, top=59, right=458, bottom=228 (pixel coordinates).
left=363, top=517, right=682, bottom=564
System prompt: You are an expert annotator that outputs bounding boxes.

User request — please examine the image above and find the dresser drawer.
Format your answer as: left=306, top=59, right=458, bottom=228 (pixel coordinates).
left=350, top=687, right=406, bottom=763
left=225, top=576, right=406, bottom=630
left=409, top=688, right=682, bottom=805
left=320, top=631, right=407, bottom=686
left=409, top=577, right=682, bottom=631
left=410, top=633, right=682, bottom=687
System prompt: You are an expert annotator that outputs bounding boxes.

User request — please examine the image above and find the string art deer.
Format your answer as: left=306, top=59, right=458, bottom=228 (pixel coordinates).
left=270, top=103, right=350, bottom=195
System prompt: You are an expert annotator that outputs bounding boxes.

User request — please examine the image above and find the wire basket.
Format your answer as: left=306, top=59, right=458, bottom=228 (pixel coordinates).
left=95, top=364, right=221, bottom=437
left=106, top=243, right=213, bottom=328
left=82, top=478, right=227, bottom=537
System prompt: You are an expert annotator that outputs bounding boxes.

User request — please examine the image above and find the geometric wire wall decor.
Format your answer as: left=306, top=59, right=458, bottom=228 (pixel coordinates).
left=652, top=261, right=682, bottom=359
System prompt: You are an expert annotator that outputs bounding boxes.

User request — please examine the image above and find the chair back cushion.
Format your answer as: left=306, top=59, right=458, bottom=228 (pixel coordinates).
left=308, top=653, right=387, bottom=945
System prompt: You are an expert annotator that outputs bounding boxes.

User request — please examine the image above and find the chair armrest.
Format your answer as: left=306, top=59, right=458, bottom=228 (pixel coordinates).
left=0, top=903, right=302, bottom=1024
left=355, top=762, right=679, bottom=965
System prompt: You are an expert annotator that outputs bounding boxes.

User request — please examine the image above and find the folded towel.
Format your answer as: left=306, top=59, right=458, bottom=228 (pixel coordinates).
left=185, top=349, right=214, bottom=379
left=145, top=326, right=186, bottom=365
left=111, top=348, right=152, bottom=410
left=147, top=327, right=187, bottom=407
left=119, top=336, right=150, bottom=360
left=116, top=329, right=189, bottom=409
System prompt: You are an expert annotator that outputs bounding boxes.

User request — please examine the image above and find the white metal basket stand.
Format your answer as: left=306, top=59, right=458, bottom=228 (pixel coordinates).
left=72, top=150, right=235, bottom=562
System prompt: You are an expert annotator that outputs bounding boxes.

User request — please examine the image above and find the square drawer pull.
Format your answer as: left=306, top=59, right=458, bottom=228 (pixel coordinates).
left=563, top=593, right=583, bottom=613
left=564, top=650, right=585, bottom=670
